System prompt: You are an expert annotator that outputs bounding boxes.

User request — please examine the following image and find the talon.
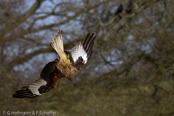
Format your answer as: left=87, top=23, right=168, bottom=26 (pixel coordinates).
left=67, top=54, right=70, bottom=59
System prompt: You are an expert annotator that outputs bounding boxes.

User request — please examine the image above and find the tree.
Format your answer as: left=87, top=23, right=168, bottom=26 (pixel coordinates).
left=0, top=0, right=174, bottom=115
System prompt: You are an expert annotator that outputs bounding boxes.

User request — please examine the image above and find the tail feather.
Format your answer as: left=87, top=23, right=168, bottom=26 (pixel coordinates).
left=50, top=30, right=65, bottom=59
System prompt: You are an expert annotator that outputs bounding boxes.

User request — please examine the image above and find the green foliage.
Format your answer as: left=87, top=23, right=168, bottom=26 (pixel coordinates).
left=1, top=77, right=174, bottom=116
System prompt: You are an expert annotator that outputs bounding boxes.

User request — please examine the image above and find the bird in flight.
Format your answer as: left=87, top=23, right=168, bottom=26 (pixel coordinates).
left=13, top=30, right=96, bottom=98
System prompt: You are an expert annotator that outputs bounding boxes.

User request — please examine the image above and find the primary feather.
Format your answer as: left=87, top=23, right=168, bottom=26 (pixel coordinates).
left=64, top=33, right=96, bottom=71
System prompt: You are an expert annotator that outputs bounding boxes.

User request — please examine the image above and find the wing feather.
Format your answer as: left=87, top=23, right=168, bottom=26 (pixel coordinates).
left=64, top=33, right=96, bottom=71
left=13, top=60, right=63, bottom=98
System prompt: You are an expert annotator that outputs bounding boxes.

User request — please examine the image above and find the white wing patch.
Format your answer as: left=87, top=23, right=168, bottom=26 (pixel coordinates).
left=28, top=79, right=47, bottom=95
left=71, top=44, right=87, bottom=64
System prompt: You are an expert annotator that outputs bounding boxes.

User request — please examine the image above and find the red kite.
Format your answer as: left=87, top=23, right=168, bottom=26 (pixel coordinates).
left=13, top=30, right=96, bottom=98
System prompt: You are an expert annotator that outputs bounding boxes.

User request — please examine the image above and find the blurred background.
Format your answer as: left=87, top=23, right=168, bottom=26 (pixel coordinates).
left=0, top=0, right=174, bottom=115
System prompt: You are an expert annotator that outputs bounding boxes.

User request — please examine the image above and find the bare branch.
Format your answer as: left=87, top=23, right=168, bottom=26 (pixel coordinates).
left=1, top=0, right=44, bottom=37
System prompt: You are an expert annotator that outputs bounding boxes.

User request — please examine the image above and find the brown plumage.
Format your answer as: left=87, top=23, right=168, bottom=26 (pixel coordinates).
left=13, top=30, right=96, bottom=98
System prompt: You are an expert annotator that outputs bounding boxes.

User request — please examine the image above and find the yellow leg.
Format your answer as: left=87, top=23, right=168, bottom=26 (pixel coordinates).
left=66, top=54, right=72, bottom=65
left=67, top=54, right=70, bottom=59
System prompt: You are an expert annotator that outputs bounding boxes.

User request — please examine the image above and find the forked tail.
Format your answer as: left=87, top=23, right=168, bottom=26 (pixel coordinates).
left=50, top=30, right=66, bottom=59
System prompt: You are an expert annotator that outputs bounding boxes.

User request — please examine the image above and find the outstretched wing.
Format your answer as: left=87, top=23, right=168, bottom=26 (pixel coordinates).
left=64, top=33, right=96, bottom=72
left=13, top=59, right=63, bottom=98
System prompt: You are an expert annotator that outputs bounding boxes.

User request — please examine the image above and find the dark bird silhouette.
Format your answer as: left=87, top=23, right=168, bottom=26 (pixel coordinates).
left=115, top=4, right=123, bottom=15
